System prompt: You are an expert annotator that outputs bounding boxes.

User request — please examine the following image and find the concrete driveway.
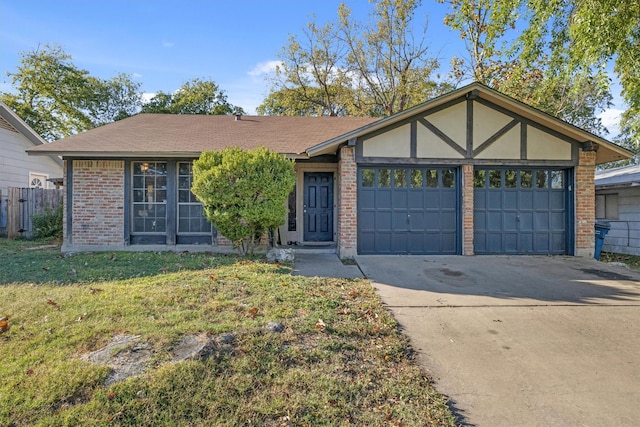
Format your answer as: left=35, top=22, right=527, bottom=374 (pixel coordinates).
left=356, top=255, right=640, bottom=426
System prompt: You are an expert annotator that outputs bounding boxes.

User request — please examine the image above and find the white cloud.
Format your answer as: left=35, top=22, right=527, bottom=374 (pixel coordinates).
left=162, top=41, right=175, bottom=48
left=141, top=92, right=156, bottom=103
left=248, top=60, right=281, bottom=77
left=132, top=72, right=143, bottom=79
left=599, top=108, right=624, bottom=137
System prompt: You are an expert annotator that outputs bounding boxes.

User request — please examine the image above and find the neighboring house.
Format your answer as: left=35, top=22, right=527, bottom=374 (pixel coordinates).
left=27, top=82, right=631, bottom=257
left=0, top=102, right=63, bottom=235
left=595, top=164, right=640, bottom=255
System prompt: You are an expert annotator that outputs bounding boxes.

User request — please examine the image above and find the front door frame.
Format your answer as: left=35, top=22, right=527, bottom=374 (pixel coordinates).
left=294, top=164, right=338, bottom=245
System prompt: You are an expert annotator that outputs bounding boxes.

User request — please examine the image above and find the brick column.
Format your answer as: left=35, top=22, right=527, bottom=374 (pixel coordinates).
left=575, top=150, right=596, bottom=257
left=337, top=146, right=357, bottom=258
left=461, top=164, right=474, bottom=255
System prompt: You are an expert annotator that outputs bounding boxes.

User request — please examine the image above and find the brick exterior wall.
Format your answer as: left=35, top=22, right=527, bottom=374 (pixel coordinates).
left=575, top=150, right=596, bottom=256
left=461, top=164, right=474, bottom=255
left=337, top=146, right=357, bottom=258
left=71, top=160, right=125, bottom=246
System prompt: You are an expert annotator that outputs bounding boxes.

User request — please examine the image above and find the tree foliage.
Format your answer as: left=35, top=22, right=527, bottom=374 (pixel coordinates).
left=0, top=44, right=141, bottom=141
left=260, top=0, right=442, bottom=117
left=141, top=78, right=244, bottom=115
left=440, top=0, right=613, bottom=135
left=516, top=0, right=640, bottom=146
left=191, top=148, right=296, bottom=255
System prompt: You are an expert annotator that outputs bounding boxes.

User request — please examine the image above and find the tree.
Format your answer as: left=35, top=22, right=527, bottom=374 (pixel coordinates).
left=191, top=148, right=296, bottom=255
left=515, top=0, right=640, bottom=146
left=141, top=78, right=244, bottom=115
left=263, top=0, right=441, bottom=117
left=1, top=44, right=142, bottom=141
left=440, top=0, right=612, bottom=135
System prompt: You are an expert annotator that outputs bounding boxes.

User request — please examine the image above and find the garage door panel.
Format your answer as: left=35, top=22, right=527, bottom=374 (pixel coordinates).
left=409, top=211, right=426, bottom=230
left=503, top=192, right=517, bottom=207
left=504, top=233, right=518, bottom=252
left=408, top=191, right=424, bottom=208
left=550, top=192, right=565, bottom=209
left=488, top=191, right=502, bottom=207
left=474, top=168, right=569, bottom=254
left=535, top=233, right=549, bottom=251
left=441, top=191, right=457, bottom=207
left=475, top=191, right=487, bottom=209
left=551, top=212, right=565, bottom=230
left=393, top=212, right=408, bottom=230
left=534, top=212, right=549, bottom=230
left=392, top=191, right=407, bottom=207
left=519, top=212, right=533, bottom=230
left=441, top=233, right=457, bottom=252
left=519, top=233, right=533, bottom=252
left=376, top=211, right=392, bottom=230
left=391, top=234, right=408, bottom=252
left=360, top=191, right=375, bottom=207
left=519, top=192, right=534, bottom=210
left=552, top=233, right=565, bottom=251
left=487, top=211, right=503, bottom=231
left=534, top=192, right=549, bottom=209
left=359, top=167, right=459, bottom=254
left=503, top=212, right=518, bottom=231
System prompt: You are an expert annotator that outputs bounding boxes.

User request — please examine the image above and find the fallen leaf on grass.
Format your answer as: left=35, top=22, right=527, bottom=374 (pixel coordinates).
left=25, top=369, right=33, bottom=375
left=0, top=317, right=9, bottom=334
left=246, top=307, right=259, bottom=319
left=89, top=288, right=103, bottom=294
left=209, top=275, right=217, bottom=282
left=47, top=299, right=58, bottom=307
left=315, top=319, right=326, bottom=330
left=348, top=290, right=360, bottom=298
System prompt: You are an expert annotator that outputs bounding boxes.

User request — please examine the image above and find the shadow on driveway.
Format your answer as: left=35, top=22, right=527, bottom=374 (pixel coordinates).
left=356, top=255, right=640, bottom=306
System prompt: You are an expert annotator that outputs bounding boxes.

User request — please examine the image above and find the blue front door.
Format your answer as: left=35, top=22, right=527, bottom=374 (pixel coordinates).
left=304, top=172, right=334, bottom=242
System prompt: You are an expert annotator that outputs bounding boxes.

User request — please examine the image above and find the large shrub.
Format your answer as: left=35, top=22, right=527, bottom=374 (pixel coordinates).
left=192, top=147, right=296, bottom=255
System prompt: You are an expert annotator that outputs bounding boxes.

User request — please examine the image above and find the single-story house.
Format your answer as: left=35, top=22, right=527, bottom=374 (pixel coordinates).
left=1, top=102, right=63, bottom=235
left=27, top=82, right=632, bottom=257
left=595, top=164, right=640, bottom=255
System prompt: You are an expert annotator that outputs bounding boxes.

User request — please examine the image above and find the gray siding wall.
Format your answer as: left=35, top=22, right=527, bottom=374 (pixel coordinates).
left=599, top=186, right=640, bottom=255
left=0, top=127, right=63, bottom=231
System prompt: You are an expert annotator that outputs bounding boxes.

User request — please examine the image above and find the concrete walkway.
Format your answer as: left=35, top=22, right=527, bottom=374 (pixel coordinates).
left=356, top=255, right=640, bottom=426
left=291, top=253, right=363, bottom=279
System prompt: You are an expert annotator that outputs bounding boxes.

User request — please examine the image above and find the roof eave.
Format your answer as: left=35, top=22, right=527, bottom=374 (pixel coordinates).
left=1, top=102, right=63, bottom=167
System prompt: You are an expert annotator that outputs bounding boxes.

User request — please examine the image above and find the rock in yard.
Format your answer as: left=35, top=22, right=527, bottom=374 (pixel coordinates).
left=266, top=321, right=285, bottom=333
left=266, top=248, right=295, bottom=263
left=81, top=335, right=152, bottom=386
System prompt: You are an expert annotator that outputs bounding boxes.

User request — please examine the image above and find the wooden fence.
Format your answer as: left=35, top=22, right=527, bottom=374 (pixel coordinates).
left=6, top=187, right=64, bottom=239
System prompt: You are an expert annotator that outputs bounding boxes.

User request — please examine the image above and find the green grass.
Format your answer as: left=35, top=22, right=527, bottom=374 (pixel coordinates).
left=600, top=251, right=640, bottom=271
left=0, top=239, right=457, bottom=426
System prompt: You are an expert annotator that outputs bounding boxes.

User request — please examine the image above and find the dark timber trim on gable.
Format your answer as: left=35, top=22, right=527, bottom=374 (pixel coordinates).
left=355, top=94, right=582, bottom=166
left=418, top=117, right=467, bottom=157
left=473, top=119, right=520, bottom=157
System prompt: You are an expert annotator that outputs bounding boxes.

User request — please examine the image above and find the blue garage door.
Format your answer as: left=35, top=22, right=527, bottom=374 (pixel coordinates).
left=474, top=168, right=570, bottom=254
left=358, top=167, right=459, bottom=254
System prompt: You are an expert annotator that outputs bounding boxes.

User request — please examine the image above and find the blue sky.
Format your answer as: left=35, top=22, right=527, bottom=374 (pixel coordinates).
left=0, top=0, right=623, bottom=133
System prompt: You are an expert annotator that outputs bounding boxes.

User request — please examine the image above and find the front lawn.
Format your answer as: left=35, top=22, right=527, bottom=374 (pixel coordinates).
left=0, top=239, right=456, bottom=426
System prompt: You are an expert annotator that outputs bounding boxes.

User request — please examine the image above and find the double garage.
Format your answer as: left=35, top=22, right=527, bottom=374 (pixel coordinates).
left=357, top=166, right=570, bottom=255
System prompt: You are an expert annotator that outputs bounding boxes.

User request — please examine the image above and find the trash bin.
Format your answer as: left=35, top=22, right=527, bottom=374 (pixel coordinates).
left=594, top=221, right=611, bottom=260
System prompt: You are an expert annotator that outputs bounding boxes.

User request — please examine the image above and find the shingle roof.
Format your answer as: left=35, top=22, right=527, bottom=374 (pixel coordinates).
left=595, top=164, right=640, bottom=188
left=27, top=114, right=379, bottom=157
